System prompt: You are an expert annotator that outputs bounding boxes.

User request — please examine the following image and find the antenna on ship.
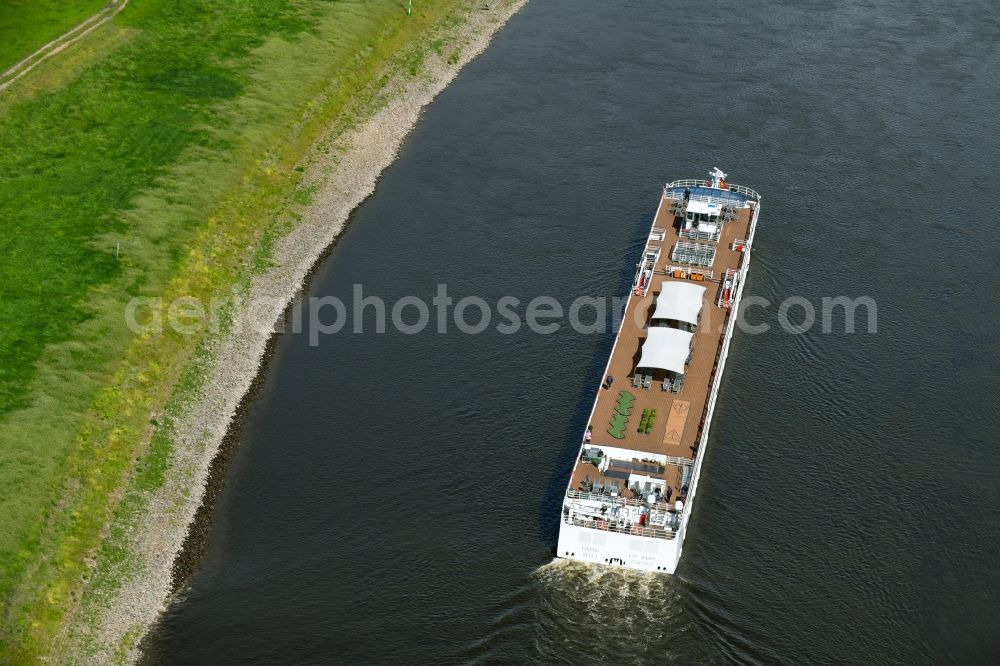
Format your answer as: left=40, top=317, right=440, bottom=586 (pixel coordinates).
left=709, top=167, right=727, bottom=189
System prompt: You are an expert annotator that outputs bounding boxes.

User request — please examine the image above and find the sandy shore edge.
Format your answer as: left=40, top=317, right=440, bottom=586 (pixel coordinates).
left=64, top=1, right=528, bottom=661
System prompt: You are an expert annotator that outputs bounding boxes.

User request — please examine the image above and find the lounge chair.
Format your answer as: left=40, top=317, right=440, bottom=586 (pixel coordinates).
left=632, top=374, right=642, bottom=388
left=643, top=375, right=652, bottom=389
left=661, top=377, right=673, bottom=392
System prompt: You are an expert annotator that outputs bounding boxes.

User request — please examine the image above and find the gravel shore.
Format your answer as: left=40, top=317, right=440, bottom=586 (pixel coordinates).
left=60, top=2, right=528, bottom=661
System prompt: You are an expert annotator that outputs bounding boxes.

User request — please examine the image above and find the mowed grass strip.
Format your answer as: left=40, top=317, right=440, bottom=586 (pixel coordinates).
left=0, top=0, right=312, bottom=418
left=0, top=0, right=470, bottom=659
left=0, top=0, right=110, bottom=72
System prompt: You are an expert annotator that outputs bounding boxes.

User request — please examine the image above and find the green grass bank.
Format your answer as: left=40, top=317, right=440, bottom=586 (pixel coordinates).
left=0, top=0, right=109, bottom=72
left=0, top=0, right=485, bottom=660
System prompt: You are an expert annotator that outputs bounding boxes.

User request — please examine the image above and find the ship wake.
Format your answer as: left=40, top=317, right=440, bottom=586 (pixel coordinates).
left=530, top=559, right=692, bottom=663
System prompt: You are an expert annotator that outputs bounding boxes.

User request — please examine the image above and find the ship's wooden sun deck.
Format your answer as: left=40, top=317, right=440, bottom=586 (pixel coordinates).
left=569, top=194, right=753, bottom=500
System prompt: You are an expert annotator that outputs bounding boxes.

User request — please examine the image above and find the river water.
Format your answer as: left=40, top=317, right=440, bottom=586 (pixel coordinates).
left=141, top=0, right=1000, bottom=663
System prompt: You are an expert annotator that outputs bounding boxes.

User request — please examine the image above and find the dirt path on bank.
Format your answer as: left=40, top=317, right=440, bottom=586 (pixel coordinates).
left=0, top=0, right=130, bottom=92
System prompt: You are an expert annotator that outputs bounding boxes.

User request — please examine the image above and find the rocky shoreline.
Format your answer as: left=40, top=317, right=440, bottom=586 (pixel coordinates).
left=63, top=1, right=528, bottom=661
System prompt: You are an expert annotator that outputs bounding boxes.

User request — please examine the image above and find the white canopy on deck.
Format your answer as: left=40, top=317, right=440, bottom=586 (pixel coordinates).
left=636, top=327, right=694, bottom=375
left=652, top=282, right=706, bottom=325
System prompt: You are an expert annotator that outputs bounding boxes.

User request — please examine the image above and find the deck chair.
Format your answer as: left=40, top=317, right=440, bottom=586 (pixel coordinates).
left=662, top=377, right=673, bottom=392
left=632, top=374, right=642, bottom=388
left=643, top=375, right=652, bottom=389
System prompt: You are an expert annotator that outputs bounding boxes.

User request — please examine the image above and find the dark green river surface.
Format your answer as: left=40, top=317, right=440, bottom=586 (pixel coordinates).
left=141, top=0, right=1000, bottom=663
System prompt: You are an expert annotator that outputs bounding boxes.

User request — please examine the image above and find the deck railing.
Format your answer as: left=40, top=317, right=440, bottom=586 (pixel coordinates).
left=664, top=265, right=714, bottom=280
left=662, top=454, right=694, bottom=467
left=665, top=178, right=707, bottom=189
left=632, top=246, right=660, bottom=295
left=564, top=515, right=677, bottom=540
left=717, top=268, right=739, bottom=308
left=679, top=226, right=722, bottom=242
left=664, top=179, right=761, bottom=202
left=671, top=241, right=716, bottom=267
left=726, top=183, right=762, bottom=201
left=566, top=488, right=678, bottom=511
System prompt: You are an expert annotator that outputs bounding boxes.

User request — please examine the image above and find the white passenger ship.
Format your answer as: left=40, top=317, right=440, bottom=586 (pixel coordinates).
left=556, top=169, right=761, bottom=573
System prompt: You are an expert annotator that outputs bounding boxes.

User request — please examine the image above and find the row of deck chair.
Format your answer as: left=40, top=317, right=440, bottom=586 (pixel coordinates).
left=582, top=477, right=623, bottom=496
left=632, top=373, right=653, bottom=389
left=661, top=376, right=685, bottom=393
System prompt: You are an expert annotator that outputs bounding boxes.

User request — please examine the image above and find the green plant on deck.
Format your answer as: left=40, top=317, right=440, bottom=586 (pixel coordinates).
left=638, top=408, right=650, bottom=433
